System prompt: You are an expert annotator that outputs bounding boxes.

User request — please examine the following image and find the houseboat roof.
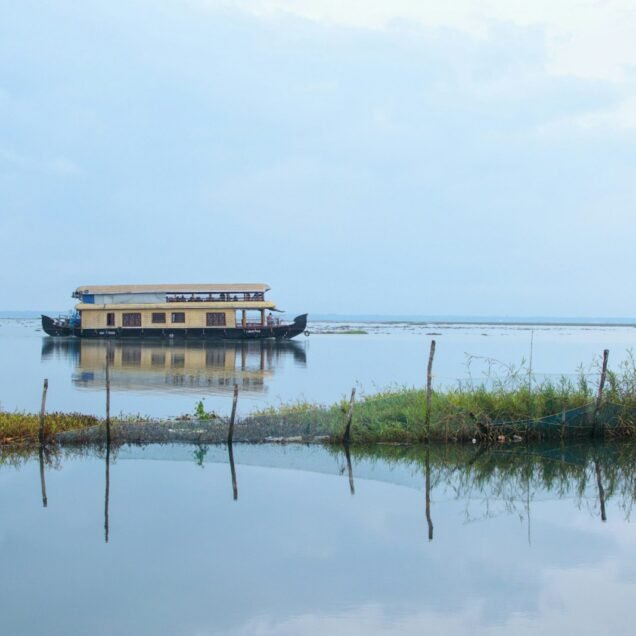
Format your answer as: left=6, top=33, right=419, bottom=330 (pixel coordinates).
left=74, top=283, right=271, bottom=295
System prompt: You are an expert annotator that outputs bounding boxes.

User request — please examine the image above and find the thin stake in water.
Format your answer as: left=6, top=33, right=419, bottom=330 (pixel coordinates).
left=342, top=387, right=356, bottom=445
left=39, top=378, right=48, bottom=446
left=593, top=349, right=610, bottom=438
left=228, top=384, right=239, bottom=445
left=425, top=340, right=436, bottom=437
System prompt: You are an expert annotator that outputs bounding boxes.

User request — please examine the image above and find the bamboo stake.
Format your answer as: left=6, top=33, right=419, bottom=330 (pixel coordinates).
left=425, top=446, right=433, bottom=541
left=560, top=406, right=566, bottom=440
left=105, top=345, right=111, bottom=446
left=425, top=340, right=436, bottom=438
left=228, top=384, right=239, bottom=445
left=38, top=446, right=48, bottom=508
left=104, top=344, right=112, bottom=542
left=344, top=444, right=355, bottom=495
left=342, top=388, right=356, bottom=445
left=593, top=349, right=609, bottom=438
left=594, top=458, right=607, bottom=522
left=39, top=379, right=48, bottom=446
left=104, top=441, right=110, bottom=542
left=228, top=443, right=238, bottom=501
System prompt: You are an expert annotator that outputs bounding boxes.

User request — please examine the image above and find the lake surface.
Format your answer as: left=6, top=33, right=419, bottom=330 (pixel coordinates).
left=1, top=317, right=635, bottom=419
left=0, top=442, right=633, bottom=635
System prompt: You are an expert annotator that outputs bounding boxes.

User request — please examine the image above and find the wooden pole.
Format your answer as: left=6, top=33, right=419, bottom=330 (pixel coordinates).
left=39, top=379, right=48, bottom=446
left=104, top=343, right=112, bottom=542
left=425, top=446, right=433, bottom=541
left=228, top=384, right=239, bottom=445
left=342, top=388, right=356, bottom=445
left=104, top=441, right=110, bottom=542
left=425, top=340, right=436, bottom=438
left=593, top=349, right=609, bottom=438
left=228, top=442, right=238, bottom=500
left=560, top=406, right=566, bottom=440
left=344, top=444, right=355, bottom=495
left=105, top=345, right=111, bottom=446
left=38, top=446, right=48, bottom=508
left=594, top=458, right=607, bottom=522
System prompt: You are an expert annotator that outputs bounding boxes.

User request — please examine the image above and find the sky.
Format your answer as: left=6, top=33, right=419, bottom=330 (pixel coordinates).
left=1, top=0, right=635, bottom=317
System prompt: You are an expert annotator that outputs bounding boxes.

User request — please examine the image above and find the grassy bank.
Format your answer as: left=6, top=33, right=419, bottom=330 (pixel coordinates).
left=2, top=357, right=636, bottom=446
left=0, top=412, right=100, bottom=445
left=247, top=365, right=636, bottom=442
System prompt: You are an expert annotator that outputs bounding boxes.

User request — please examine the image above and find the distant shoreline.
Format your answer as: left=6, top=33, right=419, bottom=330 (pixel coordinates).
left=313, top=318, right=636, bottom=328
left=1, top=311, right=635, bottom=328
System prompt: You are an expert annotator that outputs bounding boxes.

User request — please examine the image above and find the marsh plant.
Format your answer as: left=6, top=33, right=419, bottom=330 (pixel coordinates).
left=194, top=399, right=217, bottom=420
left=246, top=352, right=636, bottom=443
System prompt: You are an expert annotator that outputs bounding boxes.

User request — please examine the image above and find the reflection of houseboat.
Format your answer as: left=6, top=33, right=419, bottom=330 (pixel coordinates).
left=42, top=284, right=308, bottom=340
left=42, top=339, right=307, bottom=395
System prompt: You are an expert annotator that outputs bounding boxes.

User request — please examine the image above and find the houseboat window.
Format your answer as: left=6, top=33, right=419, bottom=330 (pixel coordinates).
left=122, top=313, right=142, bottom=327
left=152, top=312, right=166, bottom=324
left=171, top=353, right=185, bottom=368
left=151, top=352, right=166, bottom=366
left=171, top=312, right=186, bottom=324
left=206, top=312, right=226, bottom=326
left=106, top=313, right=115, bottom=327
left=206, top=350, right=226, bottom=367
left=122, top=347, right=142, bottom=366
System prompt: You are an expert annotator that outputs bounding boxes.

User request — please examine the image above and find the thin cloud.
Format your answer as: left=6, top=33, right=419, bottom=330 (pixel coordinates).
left=193, top=0, right=636, bottom=81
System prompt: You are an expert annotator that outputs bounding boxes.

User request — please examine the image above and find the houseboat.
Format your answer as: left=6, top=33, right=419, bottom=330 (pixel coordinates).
left=41, top=284, right=308, bottom=340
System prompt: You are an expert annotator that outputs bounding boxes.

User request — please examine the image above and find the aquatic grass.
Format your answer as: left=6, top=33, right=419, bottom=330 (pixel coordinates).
left=321, top=329, right=369, bottom=335
left=332, top=441, right=636, bottom=521
left=2, top=353, right=635, bottom=446
left=0, top=411, right=101, bottom=445
left=243, top=356, right=636, bottom=443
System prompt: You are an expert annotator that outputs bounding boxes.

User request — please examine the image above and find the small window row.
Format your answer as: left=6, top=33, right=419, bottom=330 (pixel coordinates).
left=110, top=312, right=227, bottom=327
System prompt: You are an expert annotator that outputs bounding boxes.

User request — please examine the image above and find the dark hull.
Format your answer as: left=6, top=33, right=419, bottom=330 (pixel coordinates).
left=42, top=313, right=308, bottom=340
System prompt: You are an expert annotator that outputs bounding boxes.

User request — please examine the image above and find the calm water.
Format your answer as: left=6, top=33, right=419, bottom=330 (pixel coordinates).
left=0, top=443, right=633, bottom=635
left=1, top=317, right=635, bottom=418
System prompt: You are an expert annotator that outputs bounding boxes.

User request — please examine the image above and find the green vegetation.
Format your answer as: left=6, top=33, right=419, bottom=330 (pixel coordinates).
left=321, top=329, right=368, bottom=335
left=329, top=441, right=636, bottom=520
left=247, top=356, right=636, bottom=442
left=2, top=354, right=635, bottom=446
left=0, top=411, right=100, bottom=445
left=194, top=399, right=218, bottom=420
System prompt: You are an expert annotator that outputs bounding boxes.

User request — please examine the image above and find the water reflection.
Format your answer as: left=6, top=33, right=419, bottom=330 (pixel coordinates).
left=104, top=441, right=110, bottom=543
left=38, top=446, right=48, bottom=508
left=228, top=443, right=238, bottom=501
left=20, top=441, right=634, bottom=536
left=2, top=441, right=634, bottom=635
left=41, top=338, right=307, bottom=395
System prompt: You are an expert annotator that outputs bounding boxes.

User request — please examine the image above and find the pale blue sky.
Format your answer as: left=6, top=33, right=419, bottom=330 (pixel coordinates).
left=1, top=0, right=635, bottom=316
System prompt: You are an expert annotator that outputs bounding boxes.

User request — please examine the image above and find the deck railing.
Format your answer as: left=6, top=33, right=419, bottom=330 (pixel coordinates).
left=166, top=293, right=265, bottom=303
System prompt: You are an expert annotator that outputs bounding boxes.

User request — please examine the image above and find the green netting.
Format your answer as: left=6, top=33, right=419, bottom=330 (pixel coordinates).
left=489, top=402, right=626, bottom=432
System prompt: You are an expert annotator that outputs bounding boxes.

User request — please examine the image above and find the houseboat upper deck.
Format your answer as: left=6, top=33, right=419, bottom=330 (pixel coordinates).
left=42, top=283, right=308, bottom=340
